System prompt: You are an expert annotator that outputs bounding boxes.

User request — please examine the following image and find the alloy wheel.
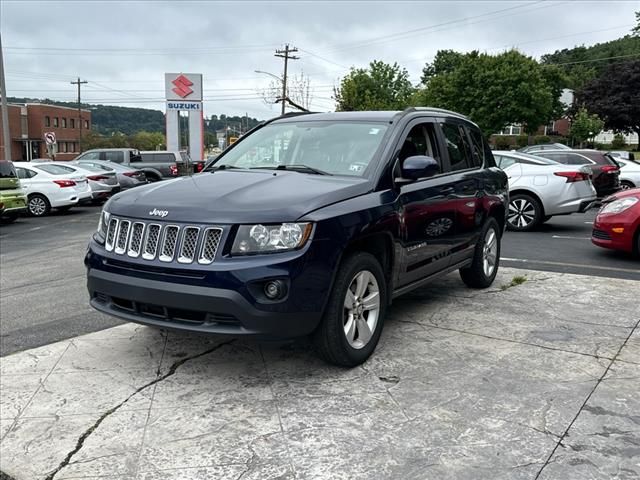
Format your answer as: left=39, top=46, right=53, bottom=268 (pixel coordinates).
left=482, top=228, right=498, bottom=277
left=29, top=197, right=47, bottom=216
left=620, top=182, right=633, bottom=191
left=343, top=270, right=380, bottom=350
left=507, top=199, right=536, bottom=229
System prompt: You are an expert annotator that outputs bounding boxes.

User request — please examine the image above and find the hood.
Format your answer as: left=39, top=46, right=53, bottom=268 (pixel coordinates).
left=605, top=187, right=640, bottom=202
left=107, top=170, right=370, bottom=223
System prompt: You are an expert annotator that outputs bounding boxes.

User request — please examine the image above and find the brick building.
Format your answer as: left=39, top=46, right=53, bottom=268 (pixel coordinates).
left=0, top=103, right=91, bottom=161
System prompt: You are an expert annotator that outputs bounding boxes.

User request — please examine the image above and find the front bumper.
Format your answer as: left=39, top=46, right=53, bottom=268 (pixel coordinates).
left=87, top=267, right=320, bottom=338
left=592, top=216, right=635, bottom=253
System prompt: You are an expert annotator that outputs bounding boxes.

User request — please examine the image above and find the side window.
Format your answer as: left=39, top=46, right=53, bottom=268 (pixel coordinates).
left=540, top=153, right=568, bottom=164
left=565, top=154, right=591, bottom=165
left=441, top=123, right=473, bottom=171
left=496, top=156, right=517, bottom=169
left=467, top=127, right=485, bottom=168
left=15, top=167, right=27, bottom=179
left=154, top=153, right=176, bottom=163
left=104, top=151, right=124, bottom=163
left=398, top=123, right=442, bottom=171
left=79, top=152, right=100, bottom=160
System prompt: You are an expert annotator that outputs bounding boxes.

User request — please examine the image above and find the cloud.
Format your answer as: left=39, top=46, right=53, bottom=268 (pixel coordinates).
left=1, top=0, right=635, bottom=119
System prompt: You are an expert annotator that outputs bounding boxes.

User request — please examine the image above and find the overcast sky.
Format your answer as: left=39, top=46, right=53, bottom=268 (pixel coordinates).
left=1, top=0, right=638, bottom=120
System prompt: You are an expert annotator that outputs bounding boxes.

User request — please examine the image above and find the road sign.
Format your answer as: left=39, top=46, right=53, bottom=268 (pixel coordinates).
left=44, top=132, right=57, bottom=145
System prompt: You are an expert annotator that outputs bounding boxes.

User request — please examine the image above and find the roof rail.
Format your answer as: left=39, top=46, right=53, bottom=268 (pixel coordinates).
left=399, top=106, right=471, bottom=121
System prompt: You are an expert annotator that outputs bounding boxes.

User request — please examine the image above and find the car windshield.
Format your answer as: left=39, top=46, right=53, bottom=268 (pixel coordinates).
left=33, top=164, right=76, bottom=175
left=211, top=121, right=389, bottom=176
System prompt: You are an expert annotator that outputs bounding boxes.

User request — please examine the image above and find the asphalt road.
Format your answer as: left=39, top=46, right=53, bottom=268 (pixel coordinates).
left=1, top=206, right=638, bottom=356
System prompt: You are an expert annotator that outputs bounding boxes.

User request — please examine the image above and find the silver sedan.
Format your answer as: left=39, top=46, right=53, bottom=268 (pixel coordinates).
left=74, top=159, right=147, bottom=189
left=493, top=151, right=597, bottom=231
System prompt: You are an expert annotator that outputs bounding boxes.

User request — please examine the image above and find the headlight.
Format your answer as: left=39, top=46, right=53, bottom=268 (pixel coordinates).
left=600, top=197, right=638, bottom=214
left=231, top=223, right=312, bottom=254
left=95, top=208, right=111, bottom=244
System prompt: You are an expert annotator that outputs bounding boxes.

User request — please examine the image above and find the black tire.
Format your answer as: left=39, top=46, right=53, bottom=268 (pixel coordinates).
left=146, top=174, right=160, bottom=183
left=621, top=181, right=635, bottom=191
left=542, top=215, right=553, bottom=223
left=313, top=252, right=387, bottom=367
left=0, top=212, right=19, bottom=224
left=57, top=206, right=72, bottom=212
left=27, top=194, right=51, bottom=217
left=460, top=218, right=501, bottom=289
left=506, top=193, right=543, bottom=232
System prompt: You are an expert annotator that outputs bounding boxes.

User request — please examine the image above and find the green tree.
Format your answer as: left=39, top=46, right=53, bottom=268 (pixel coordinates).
left=420, top=50, right=467, bottom=85
left=578, top=59, right=640, bottom=140
left=569, top=108, right=604, bottom=147
left=130, top=131, right=165, bottom=150
left=414, top=50, right=564, bottom=136
left=335, top=60, right=415, bottom=111
left=633, top=11, right=639, bottom=37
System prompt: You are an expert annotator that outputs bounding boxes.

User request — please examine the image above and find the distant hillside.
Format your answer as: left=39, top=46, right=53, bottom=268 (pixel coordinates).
left=7, top=97, right=262, bottom=136
left=541, top=35, right=640, bottom=89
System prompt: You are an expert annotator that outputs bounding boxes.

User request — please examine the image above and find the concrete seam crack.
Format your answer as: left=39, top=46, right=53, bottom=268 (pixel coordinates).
left=43, top=339, right=235, bottom=480
left=534, top=317, right=640, bottom=480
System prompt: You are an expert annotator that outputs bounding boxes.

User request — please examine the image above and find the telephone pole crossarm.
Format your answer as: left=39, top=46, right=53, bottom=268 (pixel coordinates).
left=274, top=44, right=299, bottom=115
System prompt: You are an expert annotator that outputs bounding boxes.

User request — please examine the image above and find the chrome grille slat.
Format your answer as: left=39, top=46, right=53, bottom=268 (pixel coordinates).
left=142, top=224, right=162, bottom=260
left=105, top=218, right=119, bottom=252
left=178, top=227, right=200, bottom=264
left=104, top=217, right=222, bottom=264
left=114, top=220, right=131, bottom=254
left=159, top=226, right=180, bottom=262
left=127, top=222, right=145, bottom=257
left=199, top=228, right=223, bottom=265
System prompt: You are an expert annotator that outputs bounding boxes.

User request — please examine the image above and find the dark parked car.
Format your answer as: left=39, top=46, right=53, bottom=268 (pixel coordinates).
left=534, top=149, right=621, bottom=198
left=85, top=108, right=509, bottom=366
left=75, top=149, right=202, bottom=182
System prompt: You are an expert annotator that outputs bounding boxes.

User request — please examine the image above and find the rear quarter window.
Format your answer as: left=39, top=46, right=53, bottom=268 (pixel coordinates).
left=441, top=122, right=474, bottom=171
left=0, top=161, right=17, bottom=178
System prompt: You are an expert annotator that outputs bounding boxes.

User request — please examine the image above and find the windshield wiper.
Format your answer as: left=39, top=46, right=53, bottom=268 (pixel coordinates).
left=207, top=164, right=240, bottom=172
left=251, top=164, right=332, bottom=175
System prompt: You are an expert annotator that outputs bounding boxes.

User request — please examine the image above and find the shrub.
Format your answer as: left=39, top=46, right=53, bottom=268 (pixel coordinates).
left=534, top=135, right=551, bottom=145
left=611, top=134, right=626, bottom=150
left=516, top=135, right=529, bottom=148
left=494, top=136, right=512, bottom=150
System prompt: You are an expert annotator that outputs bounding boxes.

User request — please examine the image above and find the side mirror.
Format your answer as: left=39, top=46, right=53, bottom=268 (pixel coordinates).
left=401, top=155, right=439, bottom=180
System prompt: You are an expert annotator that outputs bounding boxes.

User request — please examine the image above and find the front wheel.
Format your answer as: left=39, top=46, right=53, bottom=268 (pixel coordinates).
left=313, top=252, right=387, bottom=367
left=620, top=181, right=635, bottom=191
left=460, top=218, right=501, bottom=289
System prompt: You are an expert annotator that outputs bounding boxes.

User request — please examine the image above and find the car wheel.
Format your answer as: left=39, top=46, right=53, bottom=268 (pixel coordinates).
left=460, top=218, right=501, bottom=289
left=506, top=194, right=542, bottom=231
left=313, top=252, right=386, bottom=367
left=146, top=174, right=160, bottom=183
left=620, top=181, right=635, bottom=191
left=542, top=215, right=553, bottom=223
left=28, top=194, right=51, bottom=217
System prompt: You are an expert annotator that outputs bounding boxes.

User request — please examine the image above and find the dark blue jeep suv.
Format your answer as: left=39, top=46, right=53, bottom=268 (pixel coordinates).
left=86, top=108, right=508, bottom=366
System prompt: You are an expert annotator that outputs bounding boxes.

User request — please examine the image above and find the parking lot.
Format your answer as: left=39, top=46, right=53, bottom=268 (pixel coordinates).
left=1, top=208, right=639, bottom=479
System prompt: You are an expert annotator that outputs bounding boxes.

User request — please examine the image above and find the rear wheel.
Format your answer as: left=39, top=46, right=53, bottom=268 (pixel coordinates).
left=460, top=218, right=500, bottom=289
left=506, top=193, right=543, bottom=231
left=314, top=252, right=387, bottom=367
left=620, top=181, right=635, bottom=191
left=28, top=194, right=51, bottom=217
left=542, top=215, right=553, bottom=223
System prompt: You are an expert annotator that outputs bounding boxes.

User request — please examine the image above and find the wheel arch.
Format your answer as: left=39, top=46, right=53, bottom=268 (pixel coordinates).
left=509, top=189, right=546, bottom=217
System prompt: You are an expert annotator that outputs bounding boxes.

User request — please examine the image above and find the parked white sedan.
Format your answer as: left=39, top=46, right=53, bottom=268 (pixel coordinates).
left=493, top=151, right=597, bottom=231
left=615, top=159, right=640, bottom=190
left=13, top=162, right=92, bottom=216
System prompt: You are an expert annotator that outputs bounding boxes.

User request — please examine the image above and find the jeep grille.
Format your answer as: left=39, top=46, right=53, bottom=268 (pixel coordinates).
left=104, top=217, right=222, bottom=264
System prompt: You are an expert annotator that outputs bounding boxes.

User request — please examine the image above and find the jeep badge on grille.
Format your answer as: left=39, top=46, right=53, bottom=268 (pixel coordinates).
left=149, top=208, right=169, bottom=218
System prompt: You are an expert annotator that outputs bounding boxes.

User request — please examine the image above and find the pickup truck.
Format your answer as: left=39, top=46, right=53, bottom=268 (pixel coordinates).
left=75, top=148, right=203, bottom=182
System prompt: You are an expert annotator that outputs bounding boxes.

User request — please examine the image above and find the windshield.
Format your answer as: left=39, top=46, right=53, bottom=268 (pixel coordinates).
left=211, top=121, right=389, bottom=176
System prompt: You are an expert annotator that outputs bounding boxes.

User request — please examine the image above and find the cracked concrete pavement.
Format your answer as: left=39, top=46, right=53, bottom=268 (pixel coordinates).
left=0, top=267, right=638, bottom=480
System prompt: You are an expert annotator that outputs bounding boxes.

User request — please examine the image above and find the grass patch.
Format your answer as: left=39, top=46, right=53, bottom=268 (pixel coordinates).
left=500, top=275, right=528, bottom=291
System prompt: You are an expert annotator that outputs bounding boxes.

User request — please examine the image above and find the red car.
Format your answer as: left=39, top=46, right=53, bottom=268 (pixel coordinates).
left=592, top=187, right=640, bottom=255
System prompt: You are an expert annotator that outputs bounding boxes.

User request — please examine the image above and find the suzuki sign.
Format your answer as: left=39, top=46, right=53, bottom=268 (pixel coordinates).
left=165, top=73, right=202, bottom=101
left=165, top=73, right=204, bottom=162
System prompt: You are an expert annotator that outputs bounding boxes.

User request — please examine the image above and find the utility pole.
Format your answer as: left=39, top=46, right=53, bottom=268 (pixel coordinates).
left=0, top=33, right=11, bottom=161
left=274, top=44, right=299, bottom=115
left=71, top=77, right=88, bottom=152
